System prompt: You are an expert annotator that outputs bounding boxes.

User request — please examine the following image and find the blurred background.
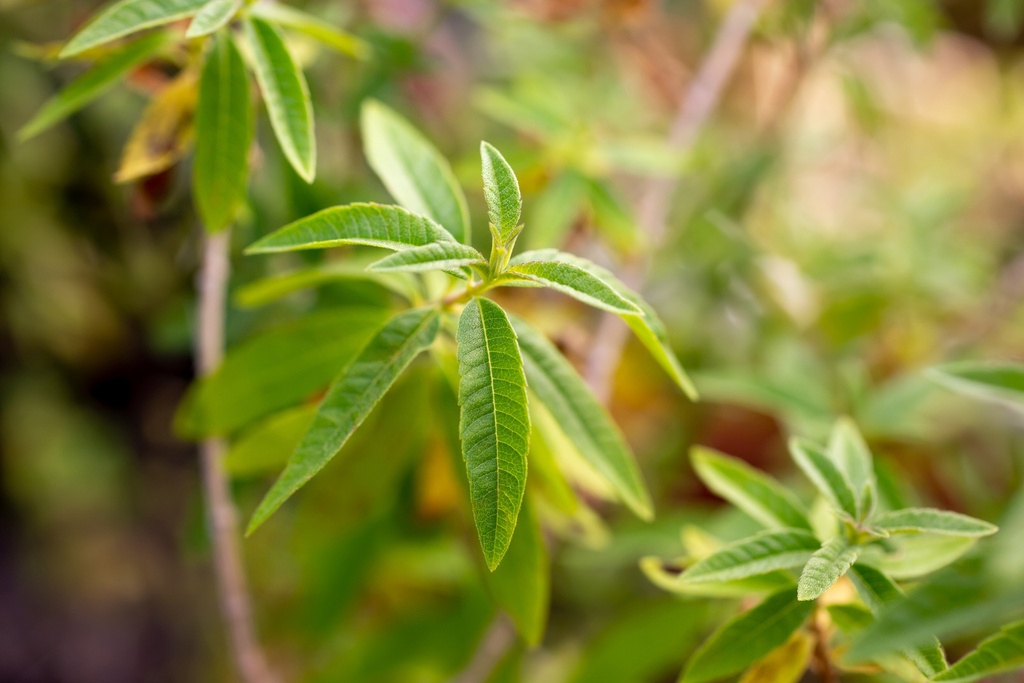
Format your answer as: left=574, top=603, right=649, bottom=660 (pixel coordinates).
left=2, top=0, right=1024, bottom=681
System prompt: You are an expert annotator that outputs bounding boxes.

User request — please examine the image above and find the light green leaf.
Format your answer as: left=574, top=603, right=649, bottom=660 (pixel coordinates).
left=178, top=307, right=387, bottom=436
left=873, top=508, right=998, bottom=538
left=361, top=99, right=470, bottom=243
left=249, top=2, right=369, bottom=58
left=60, top=0, right=206, bottom=57
left=20, top=31, right=167, bottom=141
left=185, top=0, right=240, bottom=37
left=234, top=259, right=418, bottom=308
left=847, top=563, right=948, bottom=677
left=244, top=17, right=315, bottom=182
left=690, top=447, right=812, bottom=531
left=366, top=242, right=485, bottom=274
left=507, top=260, right=642, bottom=315
left=482, top=499, right=549, bottom=646
left=927, top=361, right=1024, bottom=409
left=827, top=417, right=875, bottom=516
left=510, top=249, right=696, bottom=399
left=193, top=30, right=252, bottom=231
left=511, top=316, right=652, bottom=519
left=480, top=141, right=522, bottom=245
left=225, top=405, right=315, bottom=476
left=858, top=535, right=977, bottom=579
left=789, top=438, right=858, bottom=519
left=797, top=536, right=860, bottom=601
left=457, top=298, right=530, bottom=570
left=246, top=203, right=457, bottom=254
left=932, top=619, right=1024, bottom=682
left=642, top=556, right=796, bottom=598
left=682, top=589, right=814, bottom=683
left=683, top=530, right=821, bottom=584
left=247, top=308, right=440, bottom=534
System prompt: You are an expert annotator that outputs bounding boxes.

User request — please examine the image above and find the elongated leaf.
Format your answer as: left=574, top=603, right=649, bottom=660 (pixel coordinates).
left=511, top=316, right=652, bottom=519
left=927, top=361, right=1024, bottom=408
left=683, top=530, right=820, bottom=584
left=508, top=260, right=642, bottom=315
left=690, top=447, right=812, bottom=531
left=873, top=508, right=998, bottom=537
left=828, top=418, right=875, bottom=516
left=234, top=259, right=418, bottom=308
left=932, top=619, right=1024, bottom=682
left=858, top=534, right=977, bottom=579
left=244, top=17, right=315, bottom=182
left=362, top=100, right=470, bottom=243
left=247, top=308, right=440, bottom=533
left=250, top=2, right=369, bottom=58
left=481, top=141, right=522, bottom=245
left=186, top=0, right=240, bottom=37
left=789, top=438, right=858, bottom=519
left=178, top=307, right=387, bottom=436
left=797, top=536, right=860, bottom=601
left=20, top=31, right=167, bottom=140
left=642, top=556, right=796, bottom=598
left=114, top=70, right=196, bottom=182
left=739, top=632, right=813, bottom=683
left=61, top=0, right=206, bottom=57
left=510, top=249, right=696, bottom=399
left=682, top=589, right=814, bottom=683
left=366, top=242, right=485, bottom=274
left=482, top=499, right=549, bottom=646
left=193, top=31, right=251, bottom=230
left=848, top=563, right=947, bottom=677
left=246, top=203, right=457, bottom=254
left=225, top=405, right=315, bottom=476
left=457, top=298, right=530, bottom=570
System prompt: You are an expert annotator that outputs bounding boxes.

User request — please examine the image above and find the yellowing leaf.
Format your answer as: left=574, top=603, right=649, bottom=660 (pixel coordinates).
left=114, top=71, right=197, bottom=183
left=739, top=631, right=813, bottom=683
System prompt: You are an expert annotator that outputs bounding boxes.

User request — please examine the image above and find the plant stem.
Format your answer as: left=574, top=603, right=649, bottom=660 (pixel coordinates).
left=584, top=0, right=770, bottom=402
left=810, top=606, right=838, bottom=683
left=196, top=229, right=278, bottom=683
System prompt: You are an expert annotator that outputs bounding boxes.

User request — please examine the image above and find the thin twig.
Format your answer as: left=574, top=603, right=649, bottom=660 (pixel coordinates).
left=196, top=230, right=278, bottom=683
left=585, top=0, right=771, bottom=402
left=450, top=615, right=517, bottom=683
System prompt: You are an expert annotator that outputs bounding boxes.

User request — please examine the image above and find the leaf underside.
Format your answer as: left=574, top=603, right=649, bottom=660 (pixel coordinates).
left=186, top=0, right=241, bottom=37
left=683, top=529, right=821, bottom=584
left=798, top=536, right=860, bottom=601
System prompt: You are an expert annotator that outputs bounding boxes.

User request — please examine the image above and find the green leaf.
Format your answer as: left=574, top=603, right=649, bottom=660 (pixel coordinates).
left=690, top=447, right=812, bottom=531
left=20, top=31, right=167, bottom=141
left=234, top=259, right=418, bottom=308
left=932, top=619, right=1024, bottom=682
left=193, top=31, right=252, bottom=231
left=827, top=418, right=875, bottom=516
left=507, top=260, right=642, bottom=315
left=681, top=589, right=814, bottom=683
left=185, top=0, right=240, bottom=37
left=249, top=2, right=369, bottom=58
left=873, top=508, right=998, bottom=537
left=457, top=298, right=530, bottom=570
left=683, top=530, right=821, bottom=584
left=361, top=100, right=470, bottom=243
left=366, top=242, right=486, bottom=274
left=482, top=499, right=549, bottom=646
left=247, top=308, right=440, bottom=534
left=797, top=536, right=860, bottom=601
left=224, top=405, right=315, bottom=476
left=789, top=438, right=859, bottom=519
left=178, top=307, right=387, bottom=436
left=848, top=563, right=948, bottom=677
left=858, top=535, right=977, bottom=579
left=480, top=141, right=522, bottom=245
left=60, top=0, right=206, bottom=57
left=511, top=316, right=652, bottom=519
left=510, top=249, right=697, bottom=399
left=927, top=361, right=1024, bottom=408
left=642, top=556, right=796, bottom=598
left=244, top=17, right=315, bottom=182
left=246, top=203, right=458, bottom=254
left=738, top=632, right=813, bottom=683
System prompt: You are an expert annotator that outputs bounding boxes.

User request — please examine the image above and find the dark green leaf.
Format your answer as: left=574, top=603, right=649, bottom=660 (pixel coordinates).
left=247, top=308, right=440, bottom=533
left=246, top=203, right=457, bottom=254
left=60, top=0, right=206, bottom=56
left=193, top=31, right=252, bottom=231
left=932, top=619, right=1024, bottom=682
left=244, top=17, right=315, bottom=182
left=457, top=298, right=530, bottom=570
